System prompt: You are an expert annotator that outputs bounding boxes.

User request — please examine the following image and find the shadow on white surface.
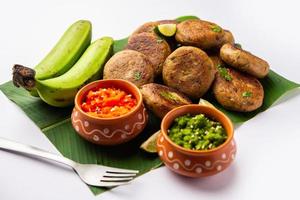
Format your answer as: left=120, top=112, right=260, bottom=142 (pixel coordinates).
left=165, top=163, right=237, bottom=192
left=0, top=147, right=74, bottom=173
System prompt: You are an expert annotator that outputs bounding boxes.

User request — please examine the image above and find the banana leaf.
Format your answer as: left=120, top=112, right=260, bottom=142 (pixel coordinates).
left=0, top=15, right=299, bottom=196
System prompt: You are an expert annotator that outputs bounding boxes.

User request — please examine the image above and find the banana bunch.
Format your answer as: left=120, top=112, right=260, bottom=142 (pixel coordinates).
left=12, top=20, right=113, bottom=107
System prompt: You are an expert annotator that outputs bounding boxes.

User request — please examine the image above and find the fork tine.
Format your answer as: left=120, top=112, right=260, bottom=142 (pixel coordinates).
left=105, top=171, right=138, bottom=176
left=100, top=177, right=133, bottom=182
left=104, top=166, right=139, bottom=174
left=104, top=173, right=137, bottom=178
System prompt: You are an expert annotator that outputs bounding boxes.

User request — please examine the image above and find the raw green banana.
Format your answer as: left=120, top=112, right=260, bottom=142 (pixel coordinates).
left=20, top=20, right=92, bottom=97
left=35, top=20, right=92, bottom=80
left=36, top=37, right=113, bottom=107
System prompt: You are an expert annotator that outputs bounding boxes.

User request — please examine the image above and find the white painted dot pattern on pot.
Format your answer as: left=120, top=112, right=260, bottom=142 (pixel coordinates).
left=168, top=151, right=173, bottom=159
left=93, top=135, right=99, bottom=141
left=121, top=134, right=127, bottom=139
left=231, top=141, right=235, bottom=146
left=157, top=140, right=236, bottom=174
left=124, top=125, right=130, bottom=130
left=222, top=153, right=227, bottom=159
left=74, top=111, right=78, bottom=117
left=138, top=113, right=143, bottom=120
left=103, top=128, right=110, bottom=134
left=75, top=125, right=79, bottom=132
left=196, top=167, right=202, bottom=174
left=173, top=163, right=179, bottom=170
left=159, top=150, right=163, bottom=156
left=184, top=160, right=191, bottom=166
left=205, top=160, right=211, bottom=167
left=84, top=121, right=89, bottom=127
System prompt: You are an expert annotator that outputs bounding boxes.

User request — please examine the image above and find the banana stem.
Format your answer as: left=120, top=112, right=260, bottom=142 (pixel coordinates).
left=12, top=64, right=36, bottom=90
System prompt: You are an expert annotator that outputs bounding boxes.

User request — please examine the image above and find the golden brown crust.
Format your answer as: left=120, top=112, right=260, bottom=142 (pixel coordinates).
left=140, top=83, right=192, bottom=118
left=103, top=50, right=154, bottom=87
left=126, top=32, right=171, bottom=77
left=212, top=68, right=264, bottom=112
left=217, top=30, right=235, bottom=48
left=209, top=55, right=225, bottom=73
left=222, top=30, right=235, bottom=44
left=132, top=22, right=159, bottom=35
left=162, top=46, right=215, bottom=99
left=175, top=19, right=225, bottom=50
left=132, top=20, right=178, bottom=35
left=220, top=43, right=270, bottom=78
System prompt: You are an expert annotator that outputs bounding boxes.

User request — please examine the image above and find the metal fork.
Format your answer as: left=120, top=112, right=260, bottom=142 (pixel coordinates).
left=0, top=137, right=139, bottom=187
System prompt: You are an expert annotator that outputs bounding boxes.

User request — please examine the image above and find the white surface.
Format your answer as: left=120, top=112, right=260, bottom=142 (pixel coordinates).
left=0, top=0, right=300, bottom=199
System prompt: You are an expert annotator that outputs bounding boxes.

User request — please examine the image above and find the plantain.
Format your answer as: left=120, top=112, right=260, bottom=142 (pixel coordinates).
left=13, top=37, right=113, bottom=107
left=13, top=20, right=92, bottom=97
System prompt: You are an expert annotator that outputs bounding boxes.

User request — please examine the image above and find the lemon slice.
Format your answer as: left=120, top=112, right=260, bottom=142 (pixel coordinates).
left=140, top=130, right=160, bottom=153
left=157, top=24, right=177, bottom=37
left=198, top=98, right=215, bottom=108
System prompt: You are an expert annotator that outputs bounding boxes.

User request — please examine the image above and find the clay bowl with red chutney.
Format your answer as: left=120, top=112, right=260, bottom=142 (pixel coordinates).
left=157, top=104, right=236, bottom=177
left=71, top=79, right=148, bottom=145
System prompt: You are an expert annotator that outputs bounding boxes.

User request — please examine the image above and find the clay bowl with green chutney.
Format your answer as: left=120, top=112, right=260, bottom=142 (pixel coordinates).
left=157, top=104, right=236, bottom=177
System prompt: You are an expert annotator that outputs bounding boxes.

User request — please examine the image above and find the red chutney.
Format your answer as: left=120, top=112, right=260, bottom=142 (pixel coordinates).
left=81, top=87, right=137, bottom=118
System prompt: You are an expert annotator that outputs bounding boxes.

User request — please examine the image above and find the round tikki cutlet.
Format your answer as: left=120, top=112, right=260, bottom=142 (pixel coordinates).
left=220, top=43, right=270, bottom=78
left=222, top=30, right=235, bottom=45
left=140, top=83, right=192, bottom=118
left=175, top=19, right=225, bottom=50
left=103, top=50, right=154, bottom=87
left=213, top=68, right=264, bottom=112
left=126, top=32, right=171, bottom=76
left=162, top=46, right=215, bottom=99
left=132, top=20, right=178, bottom=35
left=215, top=29, right=235, bottom=50
left=209, top=55, right=225, bottom=72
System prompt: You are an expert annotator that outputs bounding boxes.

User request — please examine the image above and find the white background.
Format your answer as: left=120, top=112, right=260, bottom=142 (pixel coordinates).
left=1, top=0, right=300, bottom=199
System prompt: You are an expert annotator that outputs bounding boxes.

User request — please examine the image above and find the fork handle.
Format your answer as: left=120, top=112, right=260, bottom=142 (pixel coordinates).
left=0, top=137, right=76, bottom=168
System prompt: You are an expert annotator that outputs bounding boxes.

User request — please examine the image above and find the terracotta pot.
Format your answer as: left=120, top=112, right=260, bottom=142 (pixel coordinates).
left=71, top=79, right=148, bottom=145
left=157, top=104, right=236, bottom=177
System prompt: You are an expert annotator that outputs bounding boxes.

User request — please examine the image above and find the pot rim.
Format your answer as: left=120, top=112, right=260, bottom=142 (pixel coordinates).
left=74, top=79, right=143, bottom=122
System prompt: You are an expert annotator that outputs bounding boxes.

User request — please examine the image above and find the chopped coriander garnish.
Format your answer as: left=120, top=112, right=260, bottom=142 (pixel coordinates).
left=217, top=64, right=232, bottom=81
left=211, top=25, right=222, bottom=33
left=133, top=71, right=142, bottom=81
left=160, top=91, right=179, bottom=102
left=168, top=114, right=227, bottom=150
left=242, top=91, right=252, bottom=97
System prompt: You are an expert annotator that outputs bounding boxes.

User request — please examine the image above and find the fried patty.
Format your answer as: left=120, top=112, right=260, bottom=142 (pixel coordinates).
left=175, top=19, right=225, bottom=50
left=220, top=43, right=270, bottom=78
left=103, top=50, right=154, bottom=87
left=213, top=68, right=264, bottom=112
left=223, top=30, right=234, bottom=44
left=132, top=20, right=178, bottom=35
left=126, top=32, right=171, bottom=76
left=163, top=46, right=215, bottom=99
left=219, top=30, right=235, bottom=47
left=209, top=55, right=226, bottom=72
left=140, top=83, right=192, bottom=118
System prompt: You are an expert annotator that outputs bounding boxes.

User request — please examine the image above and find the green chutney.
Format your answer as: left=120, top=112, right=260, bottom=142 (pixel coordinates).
left=168, top=114, right=227, bottom=150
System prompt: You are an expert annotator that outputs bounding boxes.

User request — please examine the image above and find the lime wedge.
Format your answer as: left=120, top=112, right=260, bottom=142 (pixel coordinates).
left=157, top=24, right=177, bottom=37
left=198, top=98, right=215, bottom=108
left=140, top=130, right=160, bottom=153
